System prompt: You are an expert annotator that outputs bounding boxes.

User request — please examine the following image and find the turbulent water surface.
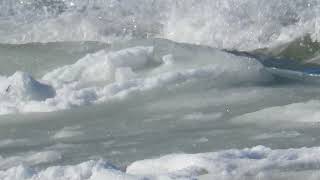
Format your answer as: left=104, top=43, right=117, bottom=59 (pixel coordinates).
left=1, top=1, right=320, bottom=180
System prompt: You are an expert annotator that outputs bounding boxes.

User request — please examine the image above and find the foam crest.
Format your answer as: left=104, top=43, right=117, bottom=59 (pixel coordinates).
left=164, top=0, right=320, bottom=50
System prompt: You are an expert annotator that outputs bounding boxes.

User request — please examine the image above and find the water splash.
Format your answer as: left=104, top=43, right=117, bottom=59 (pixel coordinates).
left=0, top=0, right=319, bottom=50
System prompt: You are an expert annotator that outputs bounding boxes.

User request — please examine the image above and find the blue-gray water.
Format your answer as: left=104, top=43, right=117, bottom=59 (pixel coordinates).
left=1, top=1, right=320, bottom=179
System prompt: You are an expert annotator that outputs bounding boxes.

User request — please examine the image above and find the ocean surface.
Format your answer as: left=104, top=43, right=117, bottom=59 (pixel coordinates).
left=1, top=0, right=320, bottom=179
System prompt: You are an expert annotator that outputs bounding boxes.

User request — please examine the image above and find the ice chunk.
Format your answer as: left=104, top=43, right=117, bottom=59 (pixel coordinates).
left=43, top=46, right=154, bottom=88
left=4, top=72, right=55, bottom=101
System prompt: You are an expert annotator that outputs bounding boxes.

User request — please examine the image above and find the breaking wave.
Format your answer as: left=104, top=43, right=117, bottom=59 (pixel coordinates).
left=0, top=0, right=319, bottom=51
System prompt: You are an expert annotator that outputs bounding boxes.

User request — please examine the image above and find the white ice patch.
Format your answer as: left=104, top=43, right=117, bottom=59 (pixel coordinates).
left=232, top=100, right=320, bottom=125
left=182, top=112, right=223, bottom=122
left=0, top=139, right=30, bottom=148
left=3, top=146, right=320, bottom=180
left=127, top=146, right=320, bottom=179
left=0, top=160, right=141, bottom=180
left=252, top=131, right=301, bottom=140
left=53, top=126, right=83, bottom=139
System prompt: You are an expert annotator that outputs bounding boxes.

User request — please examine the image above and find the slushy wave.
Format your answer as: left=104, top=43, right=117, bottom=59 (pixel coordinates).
left=0, top=40, right=270, bottom=115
